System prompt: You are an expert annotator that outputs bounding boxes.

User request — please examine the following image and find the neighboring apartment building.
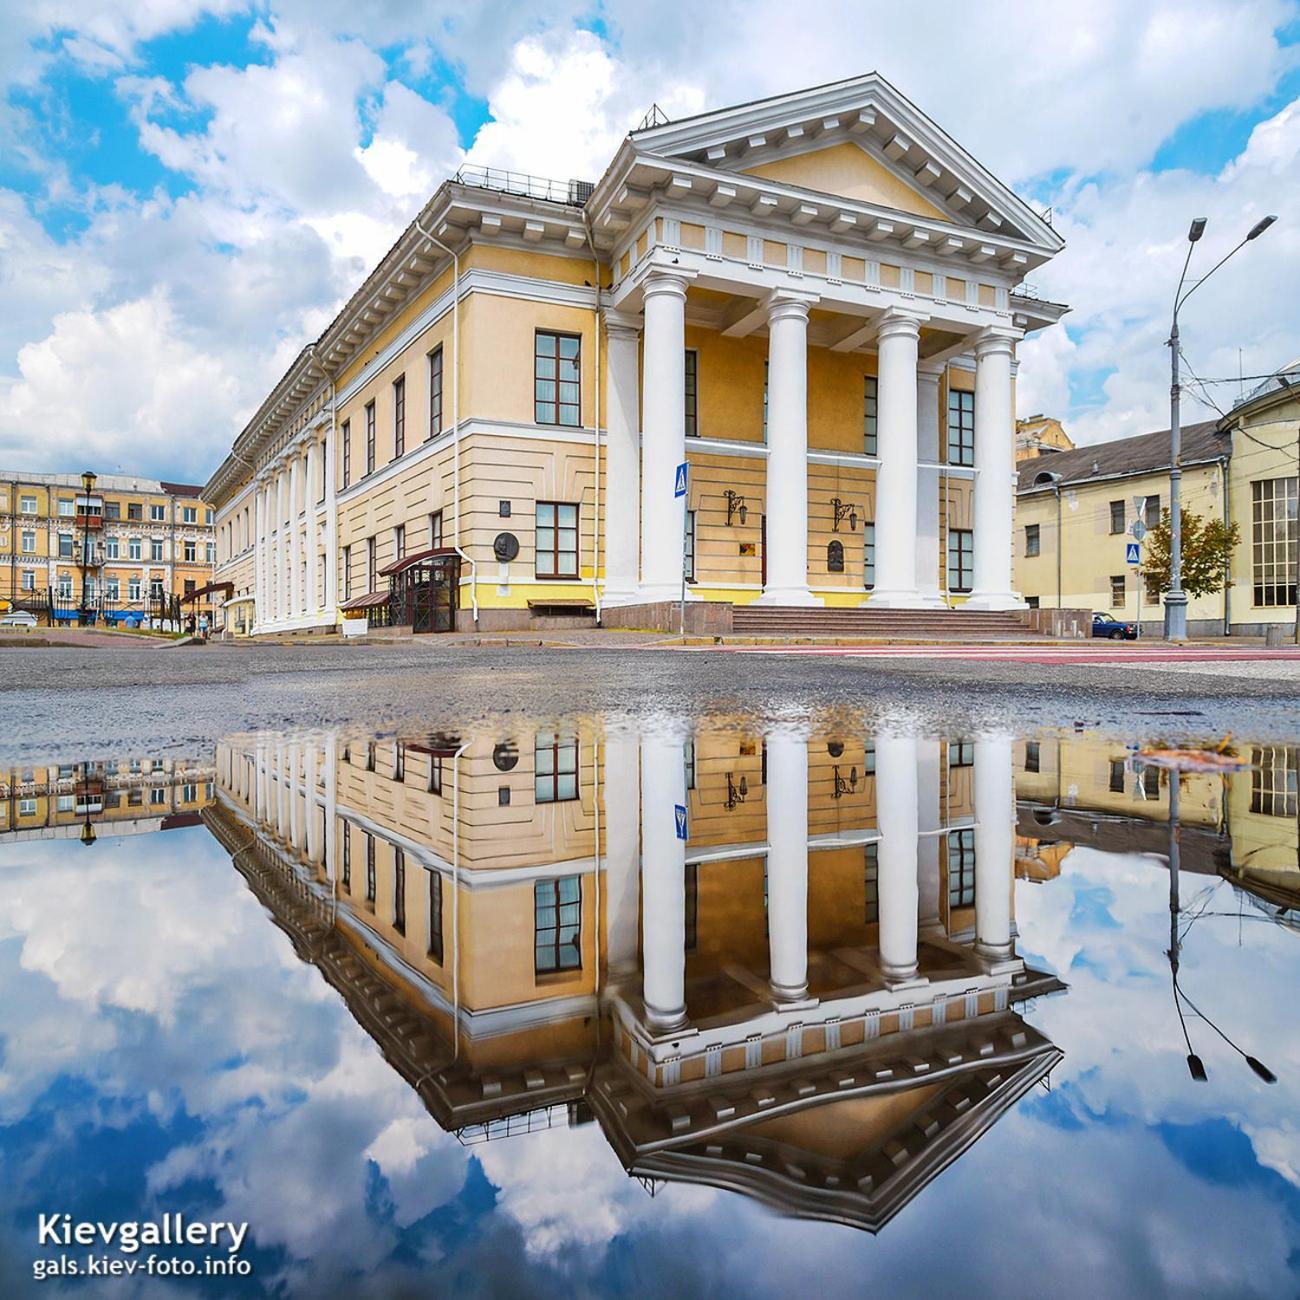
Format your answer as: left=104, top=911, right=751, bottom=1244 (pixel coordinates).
left=204, top=73, right=1067, bottom=637
left=1016, top=368, right=1299, bottom=636
left=1015, top=414, right=1074, bottom=461
left=0, top=471, right=217, bottom=624
left=205, top=720, right=1062, bottom=1229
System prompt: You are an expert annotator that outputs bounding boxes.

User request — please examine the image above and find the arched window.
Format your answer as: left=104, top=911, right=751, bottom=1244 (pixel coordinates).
left=827, top=539, right=845, bottom=573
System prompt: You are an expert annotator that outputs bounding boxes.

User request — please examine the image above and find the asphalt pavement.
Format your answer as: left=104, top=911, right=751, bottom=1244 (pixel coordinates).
left=1, top=639, right=1298, bottom=763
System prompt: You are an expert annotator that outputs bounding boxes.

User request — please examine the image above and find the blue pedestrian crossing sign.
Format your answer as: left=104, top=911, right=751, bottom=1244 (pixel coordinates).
left=674, top=462, right=688, bottom=498
left=674, top=804, right=688, bottom=840
left=1125, top=541, right=1141, bottom=565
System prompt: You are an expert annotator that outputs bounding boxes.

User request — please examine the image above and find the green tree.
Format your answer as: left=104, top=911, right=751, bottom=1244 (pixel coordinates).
left=1140, top=508, right=1240, bottom=599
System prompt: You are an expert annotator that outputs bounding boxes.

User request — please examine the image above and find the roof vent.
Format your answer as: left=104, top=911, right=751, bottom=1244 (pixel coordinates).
left=1091, top=460, right=1100, bottom=474
left=567, top=179, right=594, bottom=206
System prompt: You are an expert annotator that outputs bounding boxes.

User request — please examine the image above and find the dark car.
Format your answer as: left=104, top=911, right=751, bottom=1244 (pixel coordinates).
left=1092, top=612, right=1137, bottom=640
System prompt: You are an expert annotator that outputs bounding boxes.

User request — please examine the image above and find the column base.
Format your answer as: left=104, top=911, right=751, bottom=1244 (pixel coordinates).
left=644, top=1006, right=690, bottom=1035
left=867, top=588, right=929, bottom=609
left=754, top=586, right=818, bottom=606
left=770, top=980, right=812, bottom=1005
left=962, top=590, right=1028, bottom=612
left=975, top=943, right=1022, bottom=974
left=916, top=589, right=947, bottom=609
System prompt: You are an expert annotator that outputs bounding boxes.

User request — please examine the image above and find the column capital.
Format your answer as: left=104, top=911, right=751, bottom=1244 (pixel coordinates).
left=917, top=361, right=945, bottom=386
left=602, top=308, right=642, bottom=340
left=765, top=287, right=819, bottom=322
left=974, top=326, right=1021, bottom=358
left=877, top=307, right=927, bottom=342
left=638, top=263, right=695, bottom=301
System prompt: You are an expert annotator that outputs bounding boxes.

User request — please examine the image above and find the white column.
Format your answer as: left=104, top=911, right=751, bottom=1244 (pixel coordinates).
left=870, top=309, right=927, bottom=607
left=276, top=739, right=288, bottom=835
left=273, top=468, right=285, bottom=623
left=758, top=290, right=817, bottom=606
left=603, top=315, right=642, bottom=606
left=253, top=483, right=266, bottom=630
left=766, top=732, right=810, bottom=1002
left=638, top=268, right=693, bottom=602
left=324, top=421, right=339, bottom=621
left=974, top=734, right=1016, bottom=963
left=289, top=453, right=302, bottom=618
left=915, top=365, right=944, bottom=606
left=965, top=329, right=1026, bottom=610
left=288, top=740, right=301, bottom=850
left=323, top=738, right=338, bottom=882
left=306, top=438, right=319, bottom=615
left=305, top=742, right=321, bottom=862
left=916, top=738, right=942, bottom=929
left=603, top=733, right=642, bottom=972
left=875, top=735, right=922, bottom=984
left=640, top=732, right=688, bottom=1031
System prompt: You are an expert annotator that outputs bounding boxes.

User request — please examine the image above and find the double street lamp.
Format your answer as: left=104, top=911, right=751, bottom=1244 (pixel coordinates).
left=79, top=468, right=97, bottom=625
left=1165, top=214, right=1276, bottom=640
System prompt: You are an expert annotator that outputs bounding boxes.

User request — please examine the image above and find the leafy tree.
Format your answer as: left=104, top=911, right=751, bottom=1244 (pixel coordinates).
left=1140, top=508, right=1240, bottom=599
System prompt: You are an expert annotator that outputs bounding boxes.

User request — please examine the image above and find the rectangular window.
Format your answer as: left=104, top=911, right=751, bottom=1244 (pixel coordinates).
left=206, top=542, right=215, bottom=564
left=685, top=863, right=698, bottom=950
left=1251, top=477, right=1298, bottom=607
left=58, top=533, right=73, bottom=559
left=864, top=522, right=876, bottom=590
left=535, top=501, right=578, bottom=579
left=684, top=509, right=696, bottom=581
left=394, top=524, right=405, bottom=561
left=57, top=498, right=75, bottom=517
left=864, top=841, right=879, bottom=924
left=21, top=570, right=35, bottom=591
left=151, top=539, right=164, bottom=562
left=1025, top=523, right=1040, bottom=557
left=429, top=510, right=443, bottom=550
left=428, top=753, right=443, bottom=795
left=104, top=501, right=120, bottom=521
left=534, top=331, right=580, bottom=426
left=57, top=573, right=73, bottom=598
left=19, top=495, right=36, bottom=514
left=949, top=740, right=975, bottom=767
left=365, top=401, right=376, bottom=475
left=182, top=506, right=197, bottom=524
left=341, top=419, right=351, bottom=489
left=684, top=349, right=699, bottom=437
left=947, top=528, right=974, bottom=592
left=535, top=732, right=579, bottom=803
left=393, top=849, right=406, bottom=935
left=367, top=537, right=376, bottom=591
left=150, top=787, right=166, bottom=806
left=394, top=741, right=406, bottom=781
left=1109, top=759, right=1126, bottom=793
left=947, top=389, right=975, bottom=466
left=864, top=376, right=879, bottom=456
left=366, top=741, right=376, bottom=772
left=150, top=504, right=165, bottom=522
left=106, top=537, right=119, bottom=559
left=18, top=798, right=37, bottom=816
left=149, top=578, right=163, bottom=600
left=341, top=823, right=351, bottom=889
left=365, top=834, right=376, bottom=905
left=1109, top=500, right=1125, bottom=534
left=1110, top=574, right=1126, bottom=606
left=1025, top=741, right=1040, bottom=773
left=184, top=540, right=196, bottom=562
left=1250, top=746, right=1298, bottom=817
left=428, top=347, right=444, bottom=439
left=1144, top=495, right=1161, bottom=529
left=128, top=577, right=141, bottom=601
left=947, top=829, right=976, bottom=908
left=392, top=374, right=405, bottom=457
left=106, top=578, right=119, bottom=601
left=21, top=530, right=35, bottom=553
left=534, top=876, right=581, bottom=974
left=427, top=870, right=443, bottom=962
left=129, top=537, right=142, bottom=561
left=128, top=503, right=142, bottom=522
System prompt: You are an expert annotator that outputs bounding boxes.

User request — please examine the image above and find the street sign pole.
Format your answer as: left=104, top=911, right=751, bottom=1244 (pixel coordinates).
left=675, top=461, right=689, bottom=638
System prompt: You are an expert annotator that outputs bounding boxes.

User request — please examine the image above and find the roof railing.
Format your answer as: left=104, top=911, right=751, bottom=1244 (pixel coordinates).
left=453, top=165, right=593, bottom=206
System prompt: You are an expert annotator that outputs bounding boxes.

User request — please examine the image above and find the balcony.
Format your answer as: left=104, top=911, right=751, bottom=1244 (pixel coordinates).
left=76, top=512, right=104, bottom=529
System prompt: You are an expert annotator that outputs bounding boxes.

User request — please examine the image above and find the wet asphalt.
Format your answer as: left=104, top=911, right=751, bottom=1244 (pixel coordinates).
left=1, top=641, right=1297, bottom=763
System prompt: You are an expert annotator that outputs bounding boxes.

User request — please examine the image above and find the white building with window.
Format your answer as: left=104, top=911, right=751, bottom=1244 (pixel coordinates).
left=205, top=74, right=1066, bottom=636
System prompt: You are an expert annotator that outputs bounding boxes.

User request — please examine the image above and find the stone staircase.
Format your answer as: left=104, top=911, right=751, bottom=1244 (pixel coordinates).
left=729, top=604, right=1040, bottom=639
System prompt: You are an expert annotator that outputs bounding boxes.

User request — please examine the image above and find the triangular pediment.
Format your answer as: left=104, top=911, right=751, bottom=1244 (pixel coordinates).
left=741, top=140, right=951, bottom=223
left=629, top=72, right=1061, bottom=251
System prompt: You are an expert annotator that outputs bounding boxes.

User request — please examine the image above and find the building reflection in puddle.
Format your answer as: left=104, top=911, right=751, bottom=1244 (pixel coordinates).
left=202, top=726, right=1066, bottom=1233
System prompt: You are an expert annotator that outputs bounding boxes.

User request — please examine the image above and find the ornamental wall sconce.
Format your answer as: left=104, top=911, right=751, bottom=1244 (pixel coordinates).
left=724, top=490, right=749, bottom=526
left=831, top=498, right=860, bottom=532
left=833, top=765, right=858, bottom=799
left=725, top=772, right=749, bottom=810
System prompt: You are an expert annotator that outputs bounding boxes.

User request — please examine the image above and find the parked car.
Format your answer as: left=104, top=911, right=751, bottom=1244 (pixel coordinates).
left=0, top=610, right=38, bottom=628
left=1092, top=612, right=1137, bottom=640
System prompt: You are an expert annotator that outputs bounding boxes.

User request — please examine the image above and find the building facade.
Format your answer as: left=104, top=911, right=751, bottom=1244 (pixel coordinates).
left=1015, top=414, right=1074, bottom=461
left=0, top=471, right=217, bottom=625
left=1016, top=371, right=1299, bottom=637
left=204, top=74, right=1066, bottom=636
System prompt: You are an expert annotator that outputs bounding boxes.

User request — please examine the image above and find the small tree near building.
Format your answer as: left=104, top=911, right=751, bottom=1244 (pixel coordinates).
left=1140, top=508, right=1240, bottom=599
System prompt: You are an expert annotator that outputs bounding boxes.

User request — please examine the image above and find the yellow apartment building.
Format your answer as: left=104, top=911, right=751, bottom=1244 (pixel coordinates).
left=1015, top=414, right=1073, bottom=461
left=1016, top=369, right=1299, bottom=636
left=0, top=471, right=217, bottom=625
left=204, top=73, right=1067, bottom=637
left=204, top=721, right=1064, bottom=1228
left=0, top=757, right=214, bottom=843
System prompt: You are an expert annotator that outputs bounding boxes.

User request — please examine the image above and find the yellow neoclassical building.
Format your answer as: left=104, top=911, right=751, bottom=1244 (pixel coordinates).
left=204, top=73, right=1067, bottom=637
left=1016, top=369, right=1300, bottom=637
left=203, top=720, right=1063, bottom=1229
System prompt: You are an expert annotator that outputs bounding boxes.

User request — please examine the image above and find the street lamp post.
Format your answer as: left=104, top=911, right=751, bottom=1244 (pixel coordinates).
left=1166, top=215, right=1275, bottom=640
left=79, top=469, right=97, bottom=626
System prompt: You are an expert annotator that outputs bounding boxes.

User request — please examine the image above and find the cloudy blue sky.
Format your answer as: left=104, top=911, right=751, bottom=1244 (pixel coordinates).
left=1, top=1, right=1298, bottom=483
